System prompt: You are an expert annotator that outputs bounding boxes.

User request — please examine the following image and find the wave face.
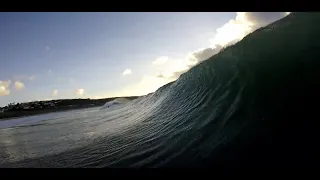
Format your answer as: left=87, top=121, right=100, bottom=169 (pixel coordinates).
left=1, top=12, right=320, bottom=167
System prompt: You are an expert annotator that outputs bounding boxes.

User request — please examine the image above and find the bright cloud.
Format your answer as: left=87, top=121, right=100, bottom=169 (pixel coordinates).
left=52, top=89, right=58, bottom=96
left=14, top=81, right=25, bottom=91
left=152, top=56, right=169, bottom=65
left=154, top=12, right=289, bottom=82
left=76, top=88, right=84, bottom=96
left=0, top=80, right=11, bottom=96
left=45, top=46, right=50, bottom=51
left=210, top=12, right=253, bottom=48
left=88, top=13, right=290, bottom=99
left=122, top=69, right=132, bottom=76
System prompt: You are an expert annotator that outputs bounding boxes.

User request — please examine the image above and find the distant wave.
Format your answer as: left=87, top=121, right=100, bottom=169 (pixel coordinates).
left=100, top=98, right=131, bottom=110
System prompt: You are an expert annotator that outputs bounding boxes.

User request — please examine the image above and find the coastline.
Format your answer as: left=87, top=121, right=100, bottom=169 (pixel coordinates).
left=0, top=105, right=101, bottom=121
left=0, top=96, right=139, bottom=121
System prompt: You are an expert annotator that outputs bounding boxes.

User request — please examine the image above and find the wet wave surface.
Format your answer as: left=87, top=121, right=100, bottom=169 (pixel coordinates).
left=1, top=12, right=320, bottom=167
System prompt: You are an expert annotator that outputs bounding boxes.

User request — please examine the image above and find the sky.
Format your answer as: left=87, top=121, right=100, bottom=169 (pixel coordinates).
left=0, top=12, right=290, bottom=107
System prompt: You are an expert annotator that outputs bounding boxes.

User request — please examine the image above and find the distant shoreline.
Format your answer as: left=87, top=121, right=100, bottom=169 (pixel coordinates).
left=0, top=96, right=139, bottom=121
left=0, top=105, right=100, bottom=121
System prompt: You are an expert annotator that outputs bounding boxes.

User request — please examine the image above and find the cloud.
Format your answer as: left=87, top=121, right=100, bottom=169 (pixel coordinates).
left=153, top=47, right=223, bottom=80
left=45, top=46, right=50, bottom=51
left=14, top=81, right=25, bottom=91
left=48, top=69, right=52, bottom=74
left=156, top=74, right=165, bottom=78
left=106, top=12, right=290, bottom=98
left=152, top=56, right=169, bottom=65
left=52, top=89, right=58, bottom=96
left=156, top=12, right=289, bottom=81
left=0, top=80, right=11, bottom=96
left=188, top=46, right=224, bottom=63
left=210, top=12, right=253, bottom=48
left=210, top=12, right=288, bottom=48
left=122, top=69, right=132, bottom=76
left=244, top=12, right=288, bottom=29
left=166, top=69, right=189, bottom=80
left=76, top=88, right=84, bottom=96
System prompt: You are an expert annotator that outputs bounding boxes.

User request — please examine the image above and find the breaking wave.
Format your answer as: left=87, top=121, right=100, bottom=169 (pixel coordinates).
left=1, top=12, right=320, bottom=167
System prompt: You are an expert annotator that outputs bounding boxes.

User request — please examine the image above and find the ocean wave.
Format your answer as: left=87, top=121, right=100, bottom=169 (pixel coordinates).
left=1, top=12, right=320, bottom=167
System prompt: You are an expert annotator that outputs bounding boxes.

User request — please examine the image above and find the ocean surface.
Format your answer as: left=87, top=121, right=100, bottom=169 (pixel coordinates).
left=1, top=12, right=320, bottom=168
